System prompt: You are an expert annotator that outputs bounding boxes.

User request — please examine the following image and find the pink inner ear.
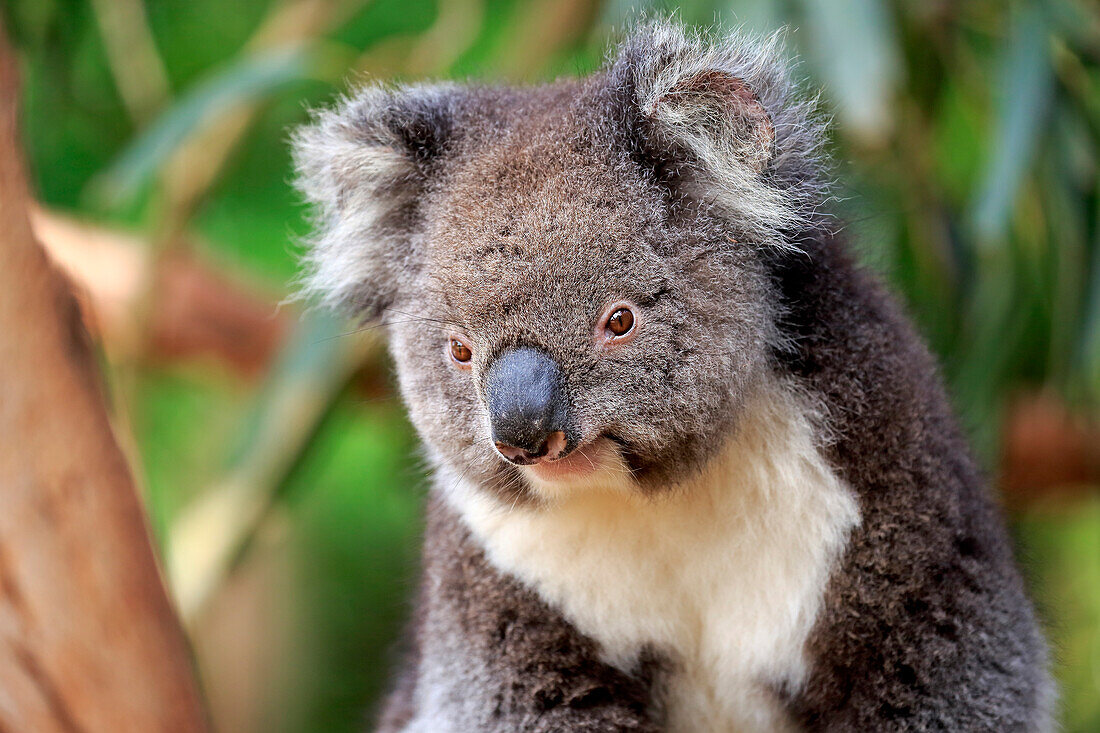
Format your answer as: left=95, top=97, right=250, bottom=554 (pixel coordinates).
left=662, top=70, right=776, bottom=173
left=677, top=70, right=759, bottom=107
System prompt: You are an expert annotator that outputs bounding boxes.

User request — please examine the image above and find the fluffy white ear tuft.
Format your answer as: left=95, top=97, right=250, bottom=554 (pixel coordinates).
left=644, top=69, right=775, bottom=174
left=291, top=84, right=457, bottom=316
left=612, top=22, right=826, bottom=247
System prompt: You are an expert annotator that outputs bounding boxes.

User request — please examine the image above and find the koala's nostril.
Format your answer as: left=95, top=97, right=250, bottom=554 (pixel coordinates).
left=495, top=442, right=524, bottom=463
left=495, top=441, right=540, bottom=464
left=543, top=431, right=568, bottom=460
left=494, top=430, right=568, bottom=465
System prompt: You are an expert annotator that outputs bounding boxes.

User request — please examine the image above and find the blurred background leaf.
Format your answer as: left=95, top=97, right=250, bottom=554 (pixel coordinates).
left=800, top=0, right=902, bottom=145
left=3, top=0, right=1099, bottom=730
left=92, top=42, right=346, bottom=209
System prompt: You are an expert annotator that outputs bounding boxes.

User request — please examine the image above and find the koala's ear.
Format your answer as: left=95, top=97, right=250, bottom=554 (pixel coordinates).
left=609, top=23, right=814, bottom=241
left=645, top=68, right=774, bottom=174
left=292, top=84, right=457, bottom=316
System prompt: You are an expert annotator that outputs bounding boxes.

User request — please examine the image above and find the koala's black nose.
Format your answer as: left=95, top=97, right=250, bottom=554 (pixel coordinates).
left=485, top=347, right=571, bottom=464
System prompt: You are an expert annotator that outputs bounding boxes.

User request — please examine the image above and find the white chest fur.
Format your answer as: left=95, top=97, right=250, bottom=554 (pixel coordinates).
left=449, top=385, right=860, bottom=732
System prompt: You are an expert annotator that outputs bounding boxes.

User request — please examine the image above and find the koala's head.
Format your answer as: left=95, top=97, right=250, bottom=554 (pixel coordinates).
left=293, top=23, right=823, bottom=503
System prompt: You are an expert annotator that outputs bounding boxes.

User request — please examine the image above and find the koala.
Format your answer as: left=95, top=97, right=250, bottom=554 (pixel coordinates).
left=292, top=22, right=1053, bottom=733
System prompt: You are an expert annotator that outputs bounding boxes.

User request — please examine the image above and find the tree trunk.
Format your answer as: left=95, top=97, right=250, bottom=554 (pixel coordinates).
left=0, top=24, right=208, bottom=733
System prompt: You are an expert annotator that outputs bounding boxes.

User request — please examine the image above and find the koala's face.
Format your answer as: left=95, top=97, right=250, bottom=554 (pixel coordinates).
left=388, top=124, right=774, bottom=501
left=387, top=124, right=774, bottom=501
left=294, top=24, right=816, bottom=503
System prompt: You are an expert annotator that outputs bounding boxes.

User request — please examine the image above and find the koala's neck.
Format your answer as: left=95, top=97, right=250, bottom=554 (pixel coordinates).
left=443, top=380, right=860, bottom=733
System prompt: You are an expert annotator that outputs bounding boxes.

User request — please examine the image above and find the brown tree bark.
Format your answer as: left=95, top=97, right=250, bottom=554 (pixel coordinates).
left=0, top=25, right=208, bottom=733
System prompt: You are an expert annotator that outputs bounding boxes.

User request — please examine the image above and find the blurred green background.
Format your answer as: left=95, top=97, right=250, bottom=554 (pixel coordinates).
left=3, top=0, right=1099, bottom=730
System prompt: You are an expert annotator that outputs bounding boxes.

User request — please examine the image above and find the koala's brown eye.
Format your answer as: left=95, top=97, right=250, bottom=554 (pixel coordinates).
left=450, top=338, right=472, bottom=365
left=595, top=301, right=640, bottom=349
left=606, top=308, right=635, bottom=337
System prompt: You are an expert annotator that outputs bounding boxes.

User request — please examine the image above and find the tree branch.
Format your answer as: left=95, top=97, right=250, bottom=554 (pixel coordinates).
left=0, top=25, right=208, bottom=733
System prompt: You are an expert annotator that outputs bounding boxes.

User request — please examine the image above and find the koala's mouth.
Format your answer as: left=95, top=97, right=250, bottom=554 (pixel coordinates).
left=524, top=436, right=616, bottom=484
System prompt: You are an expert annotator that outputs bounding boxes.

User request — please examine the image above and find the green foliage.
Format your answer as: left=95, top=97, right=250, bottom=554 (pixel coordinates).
left=283, top=399, right=423, bottom=732
left=93, top=45, right=323, bottom=207
left=1016, top=497, right=1100, bottom=733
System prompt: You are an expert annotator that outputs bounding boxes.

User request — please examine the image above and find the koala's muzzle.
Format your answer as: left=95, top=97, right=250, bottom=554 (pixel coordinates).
left=485, top=347, right=572, bottom=465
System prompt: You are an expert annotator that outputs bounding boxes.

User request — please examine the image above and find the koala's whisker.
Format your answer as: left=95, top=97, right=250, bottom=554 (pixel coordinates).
left=502, top=483, right=525, bottom=516
left=437, top=457, right=480, bottom=504
left=312, top=319, right=451, bottom=344
left=312, top=321, right=398, bottom=342
left=352, top=394, right=401, bottom=407
left=487, top=472, right=524, bottom=512
left=476, top=468, right=528, bottom=517
left=604, top=450, right=640, bottom=479
left=378, top=319, right=451, bottom=334
left=383, top=307, right=464, bottom=329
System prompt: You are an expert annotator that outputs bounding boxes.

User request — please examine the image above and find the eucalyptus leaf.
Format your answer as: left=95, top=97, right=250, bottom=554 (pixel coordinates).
left=798, top=0, right=901, bottom=144
left=970, top=4, right=1054, bottom=245
left=91, top=43, right=345, bottom=209
left=1080, top=198, right=1100, bottom=394
left=167, top=308, right=375, bottom=621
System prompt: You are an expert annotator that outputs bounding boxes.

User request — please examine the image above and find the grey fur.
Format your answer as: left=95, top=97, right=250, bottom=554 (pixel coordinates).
left=293, top=21, right=1052, bottom=732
